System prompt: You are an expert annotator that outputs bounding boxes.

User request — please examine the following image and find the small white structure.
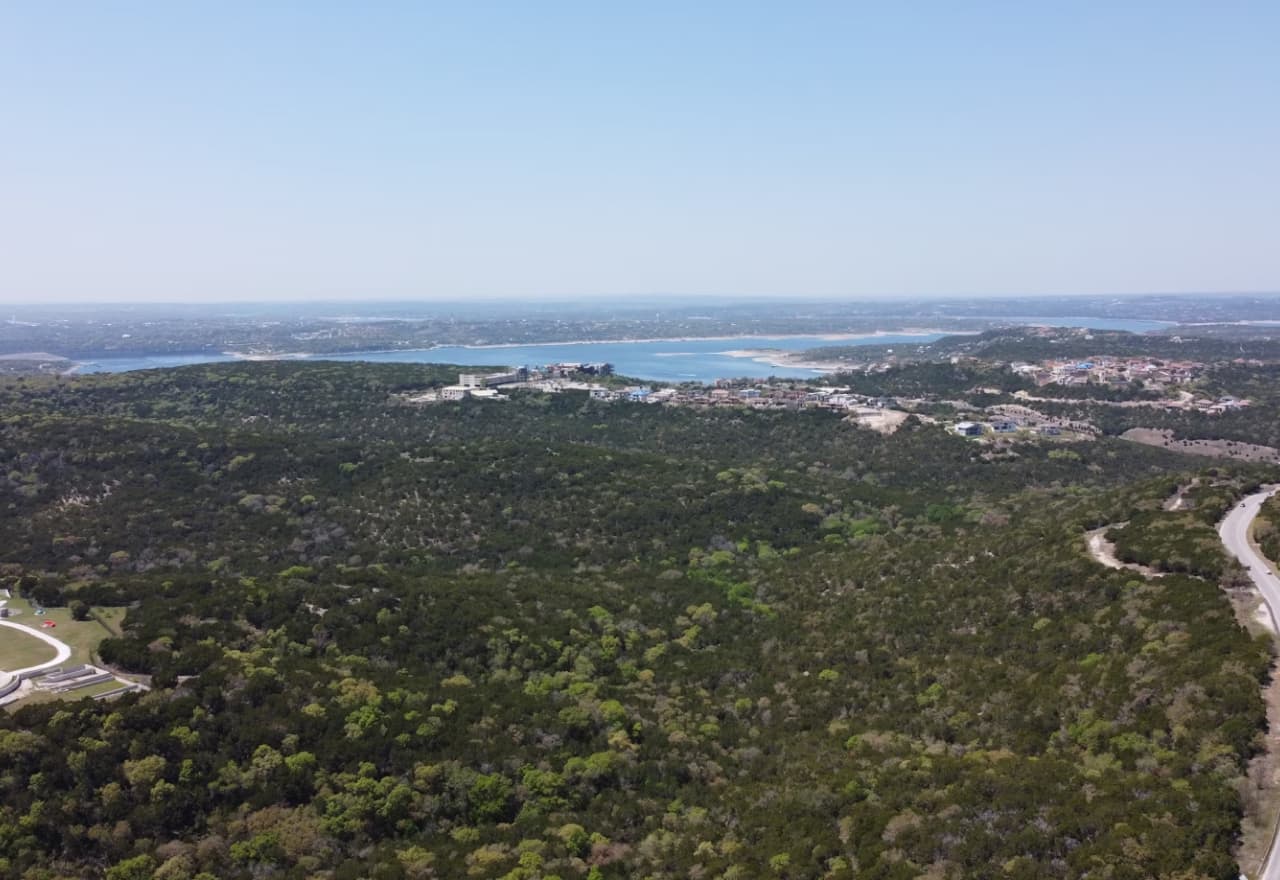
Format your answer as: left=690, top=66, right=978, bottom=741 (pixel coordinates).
left=441, top=385, right=470, bottom=401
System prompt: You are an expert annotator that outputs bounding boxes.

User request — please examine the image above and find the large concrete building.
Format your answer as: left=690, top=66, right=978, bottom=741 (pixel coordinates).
left=460, top=370, right=522, bottom=388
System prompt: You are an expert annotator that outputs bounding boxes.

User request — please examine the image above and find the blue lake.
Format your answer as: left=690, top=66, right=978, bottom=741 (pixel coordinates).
left=72, top=316, right=1172, bottom=383
left=75, top=334, right=940, bottom=383
left=318, top=334, right=946, bottom=382
left=76, top=352, right=241, bottom=372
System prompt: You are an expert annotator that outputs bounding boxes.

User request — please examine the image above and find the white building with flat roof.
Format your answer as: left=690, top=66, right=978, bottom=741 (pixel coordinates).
left=460, top=371, right=520, bottom=388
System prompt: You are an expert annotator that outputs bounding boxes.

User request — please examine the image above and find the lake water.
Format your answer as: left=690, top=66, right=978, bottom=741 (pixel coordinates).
left=72, top=316, right=1172, bottom=383
left=321, top=334, right=950, bottom=382
left=75, top=334, right=939, bottom=382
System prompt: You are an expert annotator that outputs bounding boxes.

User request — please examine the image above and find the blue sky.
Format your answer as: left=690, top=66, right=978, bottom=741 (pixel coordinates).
left=1, top=2, right=1277, bottom=303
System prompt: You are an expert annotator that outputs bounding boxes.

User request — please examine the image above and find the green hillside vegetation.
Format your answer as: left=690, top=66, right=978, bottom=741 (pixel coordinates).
left=1258, top=495, right=1280, bottom=567
left=1105, top=477, right=1262, bottom=579
left=0, top=362, right=1276, bottom=879
left=961, top=329, right=1280, bottom=363
left=1035, top=394, right=1280, bottom=451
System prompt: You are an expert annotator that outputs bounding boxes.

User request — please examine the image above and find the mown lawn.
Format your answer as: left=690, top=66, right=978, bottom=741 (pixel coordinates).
left=1, top=596, right=127, bottom=668
left=0, top=624, right=57, bottom=671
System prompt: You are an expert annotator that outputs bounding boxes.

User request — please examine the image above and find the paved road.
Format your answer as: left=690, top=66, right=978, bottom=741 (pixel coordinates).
left=0, top=618, right=72, bottom=676
left=1218, top=486, right=1280, bottom=880
left=1220, top=487, right=1280, bottom=634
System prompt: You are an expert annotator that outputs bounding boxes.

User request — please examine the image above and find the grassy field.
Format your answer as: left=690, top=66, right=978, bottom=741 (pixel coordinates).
left=0, top=596, right=127, bottom=668
left=0, top=623, right=58, bottom=670
left=1, top=597, right=139, bottom=709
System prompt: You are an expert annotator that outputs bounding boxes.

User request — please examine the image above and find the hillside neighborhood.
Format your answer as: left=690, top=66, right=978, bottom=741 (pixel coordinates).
left=397, top=352, right=1257, bottom=446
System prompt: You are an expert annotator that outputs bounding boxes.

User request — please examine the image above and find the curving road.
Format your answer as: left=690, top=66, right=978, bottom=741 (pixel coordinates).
left=1218, top=485, right=1280, bottom=880
left=1220, top=488, right=1280, bottom=635
left=0, top=618, right=72, bottom=676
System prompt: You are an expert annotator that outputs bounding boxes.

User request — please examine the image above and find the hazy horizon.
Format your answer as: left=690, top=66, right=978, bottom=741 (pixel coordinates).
left=3, top=3, right=1278, bottom=304
left=5, top=290, right=1280, bottom=311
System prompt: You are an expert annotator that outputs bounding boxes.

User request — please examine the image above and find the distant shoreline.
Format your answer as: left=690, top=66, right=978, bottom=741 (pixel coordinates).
left=425, top=328, right=961, bottom=350
left=0, top=351, right=69, bottom=362
left=65, top=328, right=969, bottom=374
left=217, top=328, right=962, bottom=361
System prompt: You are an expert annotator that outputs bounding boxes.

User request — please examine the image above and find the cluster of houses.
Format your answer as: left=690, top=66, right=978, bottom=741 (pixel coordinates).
left=1009, top=356, right=1204, bottom=390
left=431, top=364, right=615, bottom=402
left=412, top=371, right=1099, bottom=443
left=952, top=419, right=1062, bottom=439
left=1191, top=395, right=1251, bottom=415
left=1003, top=356, right=1251, bottom=414
left=413, top=370, right=906, bottom=414
left=566, top=384, right=901, bottom=411
left=543, top=361, right=612, bottom=378
left=405, top=368, right=1104, bottom=443
left=403, top=346, right=1261, bottom=444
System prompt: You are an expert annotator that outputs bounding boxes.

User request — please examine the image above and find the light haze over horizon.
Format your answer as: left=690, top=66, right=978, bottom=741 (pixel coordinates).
left=2, top=2, right=1278, bottom=305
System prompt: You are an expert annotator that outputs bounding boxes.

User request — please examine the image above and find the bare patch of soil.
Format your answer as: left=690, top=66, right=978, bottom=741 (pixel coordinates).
left=1121, top=428, right=1280, bottom=463
left=847, top=408, right=909, bottom=434
left=1084, top=526, right=1164, bottom=577
left=1162, top=478, right=1200, bottom=512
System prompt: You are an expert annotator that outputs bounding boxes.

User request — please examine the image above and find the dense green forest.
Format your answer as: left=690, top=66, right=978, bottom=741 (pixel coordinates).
left=1259, top=496, right=1280, bottom=570
left=1034, top=396, right=1280, bottom=451
left=1105, top=478, right=1258, bottom=579
left=1, top=362, right=1278, bottom=879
